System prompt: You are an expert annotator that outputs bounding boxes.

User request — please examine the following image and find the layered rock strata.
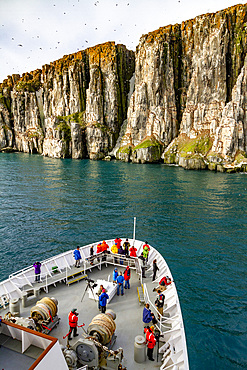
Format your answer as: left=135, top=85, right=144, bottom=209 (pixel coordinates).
left=0, top=4, right=247, bottom=172
left=117, top=3, right=247, bottom=171
left=0, top=42, right=135, bottom=159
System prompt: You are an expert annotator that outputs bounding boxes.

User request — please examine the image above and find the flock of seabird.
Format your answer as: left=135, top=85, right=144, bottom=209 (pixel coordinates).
left=1, top=1, right=137, bottom=75
left=1, top=0, right=183, bottom=78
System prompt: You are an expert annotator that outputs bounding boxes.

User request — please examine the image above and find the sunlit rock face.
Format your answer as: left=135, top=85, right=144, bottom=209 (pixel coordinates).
left=0, top=42, right=135, bottom=159
left=117, top=25, right=180, bottom=164
left=0, top=4, right=246, bottom=172
left=118, top=4, right=247, bottom=169
left=211, top=56, right=247, bottom=161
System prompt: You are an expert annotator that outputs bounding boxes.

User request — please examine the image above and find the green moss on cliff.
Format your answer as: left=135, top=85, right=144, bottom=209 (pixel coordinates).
left=164, top=134, right=213, bottom=163
left=163, top=152, right=176, bottom=164
left=56, top=121, right=71, bottom=142
left=134, top=136, right=162, bottom=150
left=57, top=112, right=85, bottom=127
left=26, top=129, right=42, bottom=140
left=16, top=71, right=41, bottom=92
left=0, top=93, right=11, bottom=112
left=179, top=135, right=212, bottom=157
left=119, top=145, right=132, bottom=154
left=235, top=150, right=247, bottom=164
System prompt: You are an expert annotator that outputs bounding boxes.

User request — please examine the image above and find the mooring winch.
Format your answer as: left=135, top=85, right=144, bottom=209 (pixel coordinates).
left=62, top=309, right=125, bottom=370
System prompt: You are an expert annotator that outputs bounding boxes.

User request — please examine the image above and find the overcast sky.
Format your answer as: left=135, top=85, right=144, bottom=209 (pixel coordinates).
left=0, top=0, right=246, bottom=82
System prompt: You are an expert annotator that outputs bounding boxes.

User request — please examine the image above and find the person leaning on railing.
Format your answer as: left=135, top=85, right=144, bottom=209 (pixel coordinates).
left=143, top=303, right=157, bottom=328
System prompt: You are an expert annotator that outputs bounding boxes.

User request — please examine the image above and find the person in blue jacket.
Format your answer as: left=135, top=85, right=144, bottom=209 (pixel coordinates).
left=73, top=246, right=82, bottom=268
left=112, top=268, right=118, bottom=283
left=143, top=303, right=155, bottom=327
left=99, top=289, right=109, bottom=313
left=116, top=271, right=124, bottom=296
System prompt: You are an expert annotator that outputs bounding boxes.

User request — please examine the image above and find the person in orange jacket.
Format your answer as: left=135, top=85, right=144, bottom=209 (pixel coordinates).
left=101, top=240, right=109, bottom=252
left=68, top=308, right=79, bottom=340
left=144, top=325, right=156, bottom=361
left=101, top=240, right=109, bottom=261
left=96, top=243, right=102, bottom=254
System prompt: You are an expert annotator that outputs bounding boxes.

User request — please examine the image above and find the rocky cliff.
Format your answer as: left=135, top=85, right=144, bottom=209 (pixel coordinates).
left=0, top=4, right=247, bottom=172
left=117, top=3, right=247, bottom=171
left=0, top=42, right=135, bottom=159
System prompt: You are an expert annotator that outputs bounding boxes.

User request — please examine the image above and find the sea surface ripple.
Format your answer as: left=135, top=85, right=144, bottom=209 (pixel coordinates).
left=0, top=153, right=246, bottom=369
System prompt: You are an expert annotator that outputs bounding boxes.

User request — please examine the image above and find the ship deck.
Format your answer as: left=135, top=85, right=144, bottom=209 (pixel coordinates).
left=1, top=262, right=162, bottom=370
left=0, top=239, right=189, bottom=369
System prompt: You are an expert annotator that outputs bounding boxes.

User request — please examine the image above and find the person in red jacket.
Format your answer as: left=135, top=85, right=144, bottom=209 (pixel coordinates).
left=129, top=245, right=137, bottom=257
left=124, top=266, right=131, bottom=289
left=144, top=325, right=156, bottom=361
left=68, top=308, right=79, bottom=340
left=153, top=276, right=172, bottom=292
left=114, top=237, right=122, bottom=249
left=143, top=241, right=150, bottom=251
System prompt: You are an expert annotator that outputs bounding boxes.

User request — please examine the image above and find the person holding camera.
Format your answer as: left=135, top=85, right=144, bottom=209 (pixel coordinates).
left=155, top=290, right=165, bottom=318
left=68, top=308, right=79, bottom=340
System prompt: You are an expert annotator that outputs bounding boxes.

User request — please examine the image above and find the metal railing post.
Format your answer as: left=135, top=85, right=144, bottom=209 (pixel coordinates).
left=133, top=217, right=136, bottom=244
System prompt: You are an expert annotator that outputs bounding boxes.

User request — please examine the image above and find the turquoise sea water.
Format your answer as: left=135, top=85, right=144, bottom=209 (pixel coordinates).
left=0, top=153, right=246, bottom=369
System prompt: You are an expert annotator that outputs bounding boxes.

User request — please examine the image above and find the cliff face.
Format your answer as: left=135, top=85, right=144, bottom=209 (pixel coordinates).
left=0, top=42, right=135, bottom=159
left=0, top=4, right=247, bottom=172
left=117, top=3, right=247, bottom=171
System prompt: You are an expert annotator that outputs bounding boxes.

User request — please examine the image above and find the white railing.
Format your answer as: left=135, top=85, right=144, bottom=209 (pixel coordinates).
left=0, top=239, right=142, bottom=301
left=141, top=246, right=189, bottom=370
left=0, top=238, right=189, bottom=369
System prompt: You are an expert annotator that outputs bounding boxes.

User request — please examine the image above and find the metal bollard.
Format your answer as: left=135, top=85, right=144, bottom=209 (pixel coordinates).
left=134, top=335, right=146, bottom=363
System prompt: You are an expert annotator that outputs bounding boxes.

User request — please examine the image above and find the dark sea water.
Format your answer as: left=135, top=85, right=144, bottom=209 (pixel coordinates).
left=0, top=153, right=246, bottom=369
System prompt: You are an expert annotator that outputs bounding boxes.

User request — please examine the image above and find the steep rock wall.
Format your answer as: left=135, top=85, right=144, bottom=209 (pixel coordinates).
left=164, top=4, right=247, bottom=171
left=0, top=42, right=135, bottom=159
left=117, top=24, right=180, bottom=163
left=0, top=4, right=247, bottom=172
left=118, top=3, right=247, bottom=170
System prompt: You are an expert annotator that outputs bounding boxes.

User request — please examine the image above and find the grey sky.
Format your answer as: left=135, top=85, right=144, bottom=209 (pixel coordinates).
left=0, top=0, right=245, bottom=82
